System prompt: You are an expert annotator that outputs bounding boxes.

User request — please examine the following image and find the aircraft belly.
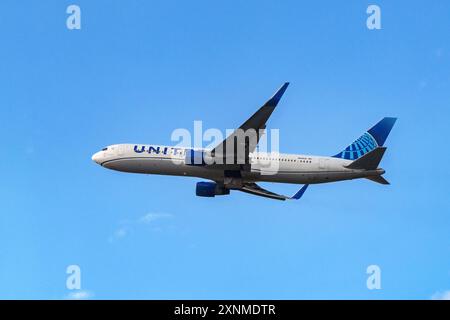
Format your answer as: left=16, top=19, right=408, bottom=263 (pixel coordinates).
left=103, top=157, right=224, bottom=180
left=104, top=157, right=370, bottom=185
left=254, top=170, right=365, bottom=184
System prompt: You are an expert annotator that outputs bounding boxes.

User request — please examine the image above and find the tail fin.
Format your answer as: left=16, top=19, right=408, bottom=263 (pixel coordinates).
left=346, top=147, right=386, bottom=170
left=333, top=117, right=397, bottom=160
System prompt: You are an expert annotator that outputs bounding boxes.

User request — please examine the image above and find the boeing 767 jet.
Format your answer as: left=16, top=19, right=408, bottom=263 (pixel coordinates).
left=92, top=83, right=396, bottom=200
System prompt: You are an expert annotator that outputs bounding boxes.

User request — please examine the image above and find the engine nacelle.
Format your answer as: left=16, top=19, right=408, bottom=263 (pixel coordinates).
left=196, top=182, right=230, bottom=197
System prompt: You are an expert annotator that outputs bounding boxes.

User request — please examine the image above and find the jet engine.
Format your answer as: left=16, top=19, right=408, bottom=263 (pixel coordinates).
left=196, top=182, right=230, bottom=197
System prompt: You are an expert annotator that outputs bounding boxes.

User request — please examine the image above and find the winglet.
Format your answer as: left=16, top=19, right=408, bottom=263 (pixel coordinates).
left=264, top=82, right=290, bottom=107
left=291, top=184, right=309, bottom=200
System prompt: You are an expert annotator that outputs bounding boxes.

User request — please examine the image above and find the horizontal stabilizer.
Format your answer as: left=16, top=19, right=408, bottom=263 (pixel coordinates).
left=366, top=175, right=390, bottom=185
left=346, top=147, right=386, bottom=170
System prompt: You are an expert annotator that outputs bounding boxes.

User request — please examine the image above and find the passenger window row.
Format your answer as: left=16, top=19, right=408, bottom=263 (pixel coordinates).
left=254, top=157, right=311, bottom=163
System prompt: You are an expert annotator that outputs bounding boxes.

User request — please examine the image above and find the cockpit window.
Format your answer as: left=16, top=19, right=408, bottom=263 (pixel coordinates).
left=102, top=147, right=108, bottom=151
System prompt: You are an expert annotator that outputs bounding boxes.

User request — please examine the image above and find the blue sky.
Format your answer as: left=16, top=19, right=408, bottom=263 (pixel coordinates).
left=1, top=0, right=449, bottom=299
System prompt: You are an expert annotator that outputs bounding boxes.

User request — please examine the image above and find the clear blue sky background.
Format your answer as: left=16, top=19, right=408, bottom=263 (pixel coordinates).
left=1, top=0, right=449, bottom=299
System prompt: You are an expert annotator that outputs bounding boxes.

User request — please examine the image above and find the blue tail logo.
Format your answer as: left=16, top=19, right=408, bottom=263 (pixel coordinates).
left=333, top=117, right=397, bottom=160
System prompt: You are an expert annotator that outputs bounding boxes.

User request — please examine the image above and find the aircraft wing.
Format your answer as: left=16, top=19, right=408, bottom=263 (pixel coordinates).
left=210, top=82, right=289, bottom=165
left=238, top=183, right=308, bottom=201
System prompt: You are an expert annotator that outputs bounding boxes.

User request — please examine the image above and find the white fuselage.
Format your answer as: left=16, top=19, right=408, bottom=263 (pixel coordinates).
left=92, top=144, right=384, bottom=185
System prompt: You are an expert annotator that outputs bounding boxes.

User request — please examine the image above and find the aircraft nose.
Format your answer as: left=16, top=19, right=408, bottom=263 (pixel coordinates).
left=91, top=151, right=102, bottom=164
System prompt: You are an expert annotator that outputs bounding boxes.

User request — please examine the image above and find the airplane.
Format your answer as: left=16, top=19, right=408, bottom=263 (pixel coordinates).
left=91, top=82, right=397, bottom=201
